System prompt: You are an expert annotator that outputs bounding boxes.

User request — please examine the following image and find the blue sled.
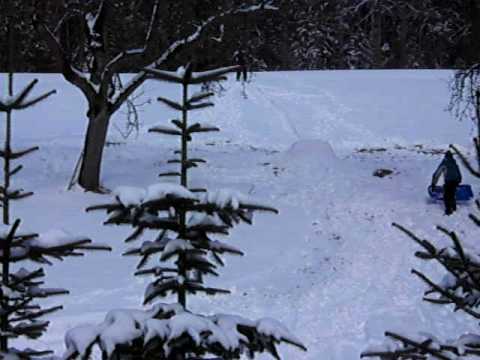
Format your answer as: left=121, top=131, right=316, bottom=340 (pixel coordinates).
left=428, top=185, right=474, bottom=202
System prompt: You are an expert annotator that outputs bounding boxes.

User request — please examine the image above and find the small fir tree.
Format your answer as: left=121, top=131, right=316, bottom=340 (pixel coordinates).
left=361, top=200, right=480, bottom=359
left=64, top=64, right=306, bottom=359
left=0, top=76, right=54, bottom=226
left=0, top=72, right=112, bottom=358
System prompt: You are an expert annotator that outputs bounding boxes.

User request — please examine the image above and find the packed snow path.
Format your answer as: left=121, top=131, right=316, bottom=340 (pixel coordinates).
left=3, top=71, right=479, bottom=359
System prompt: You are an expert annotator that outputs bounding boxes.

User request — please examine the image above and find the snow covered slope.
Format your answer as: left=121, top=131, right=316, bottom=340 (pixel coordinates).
left=2, top=70, right=478, bottom=359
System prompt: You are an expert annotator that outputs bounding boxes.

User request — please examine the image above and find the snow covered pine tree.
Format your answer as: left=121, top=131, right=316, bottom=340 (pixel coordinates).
left=0, top=74, right=112, bottom=358
left=361, top=202, right=480, bottom=359
left=63, top=64, right=306, bottom=359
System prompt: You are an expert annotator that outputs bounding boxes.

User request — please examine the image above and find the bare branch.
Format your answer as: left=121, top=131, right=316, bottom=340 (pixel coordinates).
left=450, top=143, right=480, bottom=178
left=100, top=0, right=161, bottom=98
left=36, top=22, right=97, bottom=104
left=412, top=268, right=480, bottom=319
left=110, top=1, right=274, bottom=113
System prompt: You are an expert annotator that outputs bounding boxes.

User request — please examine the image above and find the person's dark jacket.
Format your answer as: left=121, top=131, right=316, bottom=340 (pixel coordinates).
left=432, top=154, right=462, bottom=185
left=234, top=51, right=246, bottom=66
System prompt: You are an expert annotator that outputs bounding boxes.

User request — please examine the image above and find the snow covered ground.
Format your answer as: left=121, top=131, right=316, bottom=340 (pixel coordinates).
left=2, top=70, right=479, bottom=359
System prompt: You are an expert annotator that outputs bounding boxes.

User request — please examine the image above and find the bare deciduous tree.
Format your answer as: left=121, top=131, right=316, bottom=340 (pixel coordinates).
left=450, top=65, right=480, bottom=176
left=34, top=0, right=275, bottom=192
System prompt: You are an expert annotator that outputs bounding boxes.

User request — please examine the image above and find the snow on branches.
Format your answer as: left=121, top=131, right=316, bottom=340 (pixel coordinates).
left=63, top=304, right=305, bottom=360
left=0, top=74, right=111, bottom=358
left=87, top=182, right=276, bottom=305
left=362, top=200, right=480, bottom=359
left=0, top=79, right=56, bottom=112
left=75, top=63, right=305, bottom=359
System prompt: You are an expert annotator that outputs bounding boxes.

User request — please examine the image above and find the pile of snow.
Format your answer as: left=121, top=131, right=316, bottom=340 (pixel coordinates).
left=273, top=139, right=339, bottom=175
left=113, top=183, right=196, bottom=207
left=113, top=186, right=146, bottom=207
left=30, top=229, right=87, bottom=249
left=200, top=188, right=273, bottom=211
left=283, top=139, right=337, bottom=163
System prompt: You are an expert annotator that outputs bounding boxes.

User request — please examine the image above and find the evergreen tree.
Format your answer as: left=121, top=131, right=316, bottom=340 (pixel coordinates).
left=63, top=64, right=306, bottom=359
left=0, top=65, right=111, bottom=358
left=361, top=201, right=480, bottom=359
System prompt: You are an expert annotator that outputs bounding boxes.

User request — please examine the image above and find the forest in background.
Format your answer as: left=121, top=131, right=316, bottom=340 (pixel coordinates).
left=0, top=0, right=475, bottom=73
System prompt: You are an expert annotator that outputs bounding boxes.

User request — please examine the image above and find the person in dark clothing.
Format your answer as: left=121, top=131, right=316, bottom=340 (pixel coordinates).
left=431, top=151, right=462, bottom=215
left=234, top=50, right=248, bottom=82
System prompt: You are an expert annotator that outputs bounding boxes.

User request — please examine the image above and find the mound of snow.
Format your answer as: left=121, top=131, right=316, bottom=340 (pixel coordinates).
left=30, top=229, right=87, bottom=249
left=274, top=139, right=339, bottom=174
left=285, top=139, right=337, bottom=161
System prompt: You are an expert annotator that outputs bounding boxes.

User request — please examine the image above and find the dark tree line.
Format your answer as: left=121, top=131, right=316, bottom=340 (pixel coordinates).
left=0, top=0, right=476, bottom=73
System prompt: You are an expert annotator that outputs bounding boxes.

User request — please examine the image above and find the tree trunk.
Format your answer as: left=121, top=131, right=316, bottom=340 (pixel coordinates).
left=395, top=5, right=408, bottom=68
left=78, top=109, right=110, bottom=191
left=371, top=9, right=383, bottom=68
left=476, top=91, right=480, bottom=171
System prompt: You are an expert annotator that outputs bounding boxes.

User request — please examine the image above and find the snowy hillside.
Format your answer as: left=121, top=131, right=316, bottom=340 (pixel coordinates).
left=2, top=70, right=479, bottom=359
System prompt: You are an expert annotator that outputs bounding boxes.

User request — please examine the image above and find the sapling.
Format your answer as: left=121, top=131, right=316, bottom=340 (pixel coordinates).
left=65, top=64, right=306, bottom=360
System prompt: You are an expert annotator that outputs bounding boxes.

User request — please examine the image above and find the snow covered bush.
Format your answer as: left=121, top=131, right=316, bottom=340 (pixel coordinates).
left=361, top=200, right=480, bottom=359
left=68, top=64, right=306, bottom=359
left=0, top=75, right=111, bottom=358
